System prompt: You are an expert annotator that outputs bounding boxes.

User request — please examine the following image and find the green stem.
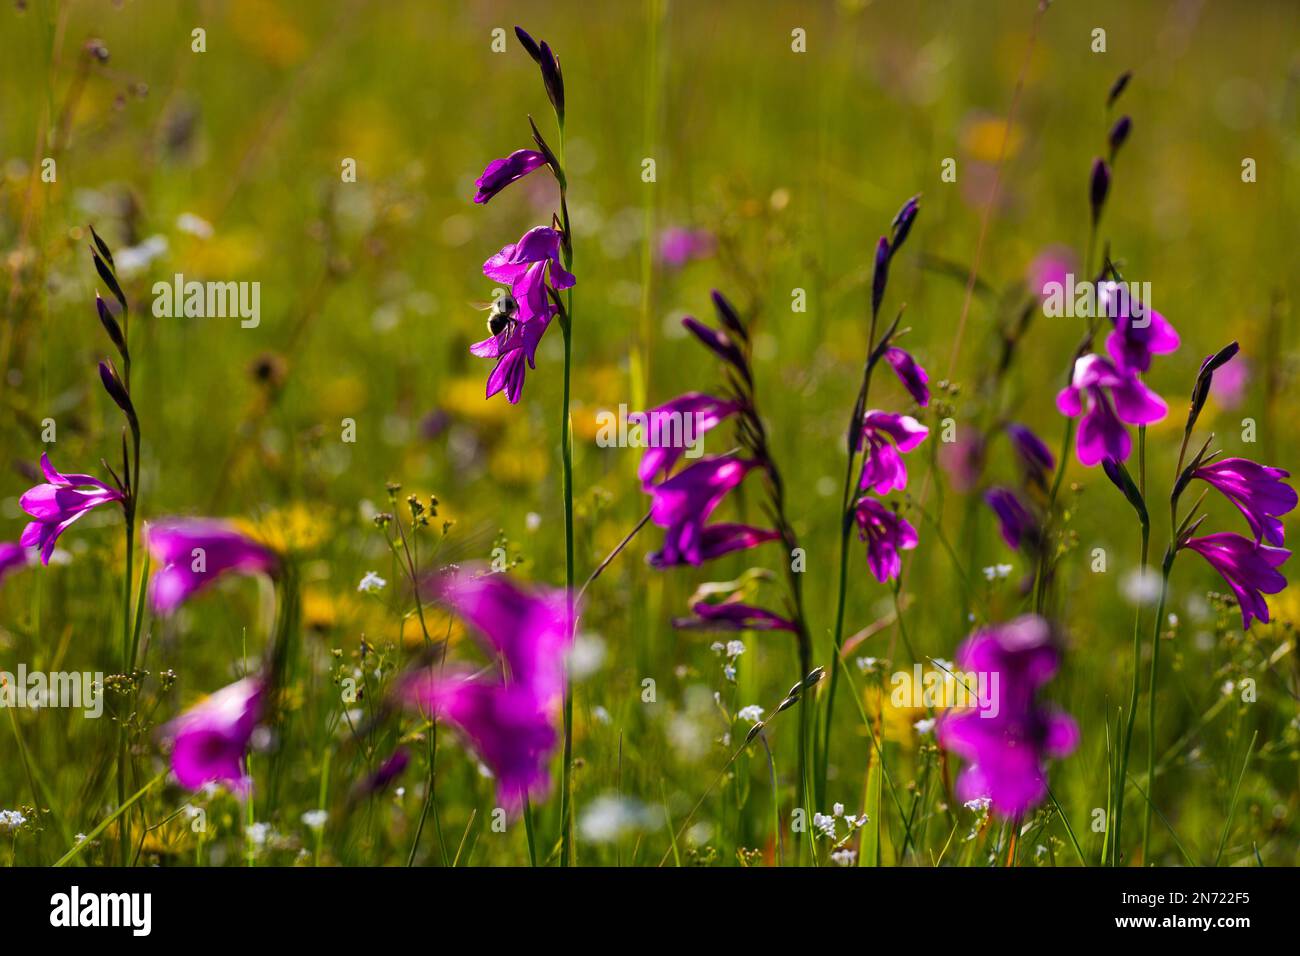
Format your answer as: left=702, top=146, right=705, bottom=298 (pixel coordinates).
left=1113, top=513, right=1149, bottom=864
left=1141, top=548, right=1174, bottom=864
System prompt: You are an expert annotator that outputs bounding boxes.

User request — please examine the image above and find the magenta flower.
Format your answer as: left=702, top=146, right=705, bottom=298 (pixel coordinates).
left=1100, top=283, right=1179, bottom=374
left=939, top=430, right=986, bottom=492
left=936, top=615, right=1079, bottom=818
left=482, top=225, right=575, bottom=319
left=473, top=149, right=547, bottom=204
left=144, top=519, right=279, bottom=613
left=404, top=673, right=558, bottom=812
left=1183, top=533, right=1290, bottom=630
left=659, top=227, right=715, bottom=268
left=1056, top=354, right=1166, bottom=465
left=470, top=315, right=550, bottom=404
left=356, top=749, right=411, bottom=797
left=1193, top=458, right=1296, bottom=547
left=985, top=487, right=1037, bottom=551
left=0, top=542, right=29, bottom=585
left=674, top=598, right=796, bottom=632
left=1027, top=246, right=1074, bottom=301
left=434, top=571, right=572, bottom=710
left=648, top=522, right=780, bottom=570
left=637, top=393, right=738, bottom=488
left=883, top=347, right=930, bottom=407
left=853, top=496, right=918, bottom=583
left=19, top=453, right=124, bottom=564
left=857, top=411, right=929, bottom=494
left=164, top=677, right=263, bottom=794
left=647, top=456, right=760, bottom=567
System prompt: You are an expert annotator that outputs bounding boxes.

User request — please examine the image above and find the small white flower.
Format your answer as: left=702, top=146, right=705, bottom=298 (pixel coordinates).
left=725, top=640, right=745, bottom=659
left=592, top=705, right=611, bottom=724
left=963, top=796, right=991, bottom=813
left=245, top=822, right=270, bottom=847
left=709, top=641, right=725, bottom=655
left=1221, top=680, right=1235, bottom=696
left=855, top=656, right=878, bottom=673
left=723, top=664, right=736, bottom=682
left=301, top=809, right=328, bottom=830
left=832, top=802, right=845, bottom=817
left=830, top=848, right=857, bottom=866
left=812, top=812, right=837, bottom=839
left=176, top=212, right=214, bottom=239
left=525, top=512, right=542, bottom=532
left=737, top=705, right=764, bottom=724
left=913, top=718, right=935, bottom=735
left=357, top=571, right=387, bottom=593
left=0, top=810, right=27, bottom=831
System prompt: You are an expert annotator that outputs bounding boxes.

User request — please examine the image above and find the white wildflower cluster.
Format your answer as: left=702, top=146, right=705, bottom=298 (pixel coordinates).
left=963, top=795, right=991, bottom=841
left=982, top=563, right=1013, bottom=581
left=736, top=704, right=764, bottom=724
left=855, top=656, right=879, bottom=673
left=0, top=809, right=27, bottom=831
left=710, top=639, right=745, bottom=682
left=913, top=718, right=935, bottom=735
left=814, top=803, right=868, bottom=841
left=301, top=809, right=328, bottom=831
left=830, top=848, right=857, bottom=866
left=357, top=571, right=387, bottom=593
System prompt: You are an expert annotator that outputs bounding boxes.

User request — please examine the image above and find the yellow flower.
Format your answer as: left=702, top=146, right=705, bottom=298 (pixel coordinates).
left=236, top=503, right=330, bottom=554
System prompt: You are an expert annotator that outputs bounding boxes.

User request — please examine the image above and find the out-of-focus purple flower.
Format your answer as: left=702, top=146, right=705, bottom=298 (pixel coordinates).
left=647, top=456, right=759, bottom=567
left=1005, top=423, right=1055, bottom=488
left=682, top=316, right=749, bottom=383
left=1210, top=357, right=1248, bottom=410
left=164, top=677, right=263, bottom=794
left=648, top=522, right=780, bottom=570
left=19, top=453, right=124, bottom=564
left=659, top=227, right=715, bottom=268
left=936, top=615, right=1078, bottom=818
left=940, top=430, right=986, bottom=493
left=0, top=542, right=30, bottom=584
left=145, top=519, right=279, bottom=614
left=1108, top=115, right=1132, bottom=158
left=403, top=671, right=558, bottom=811
left=883, top=347, right=930, bottom=407
left=985, top=487, right=1037, bottom=551
left=482, top=225, right=575, bottom=321
left=857, top=410, right=929, bottom=494
left=473, top=149, right=548, bottom=205
left=356, top=748, right=410, bottom=797
left=637, top=393, right=738, bottom=489
left=853, top=497, right=918, bottom=583
left=1100, top=283, right=1179, bottom=374
left=1193, top=458, right=1296, bottom=547
left=433, top=571, right=572, bottom=711
left=1089, top=158, right=1111, bottom=224
left=1183, top=533, right=1290, bottom=630
left=673, top=599, right=797, bottom=632
left=1027, top=246, right=1075, bottom=301
left=871, top=236, right=891, bottom=318
left=1056, top=354, right=1167, bottom=465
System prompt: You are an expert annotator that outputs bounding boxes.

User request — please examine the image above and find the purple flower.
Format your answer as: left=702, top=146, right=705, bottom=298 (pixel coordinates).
left=434, top=571, right=572, bottom=710
left=471, top=315, right=550, bottom=404
left=1089, top=158, right=1111, bottom=224
left=482, top=225, right=575, bottom=318
left=857, top=410, right=929, bottom=494
left=0, top=542, right=30, bottom=585
left=659, top=227, right=715, bottom=268
left=883, top=347, right=930, bottom=407
left=853, top=497, right=918, bottom=583
left=1100, top=283, right=1179, bottom=374
left=939, top=430, right=986, bottom=492
left=1108, top=115, right=1132, bottom=158
left=403, top=671, right=558, bottom=811
left=1056, top=354, right=1167, bottom=465
left=985, top=487, right=1037, bottom=551
left=19, top=453, right=124, bottom=564
left=871, top=236, right=891, bottom=317
left=648, top=522, right=780, bottom=570
left=164, top=677, right=263, bottom=794
left=637, top=393, right=738, bottom=489
left=1005, top=422, right=1055, bottom=487
left=1193, top=458, right=1296, bottom=547
left=356, top=749, right=410, bottom=797
left=673, top=599, right=796, bottom=632
left=647, top=456, right=759, bottom=567
left=473, top=149, right=547, bottom=204
left=1184, top=533, right=1290, bottom=630
left=1027, top=246, right=1074, bottom=301
left=144, top=519, right=279, bottom=613
left=936, top=615, right=1079, bottom=818
left=681, top=316, right=749, bottom=383
left=889, top=195, right=921, bottom=254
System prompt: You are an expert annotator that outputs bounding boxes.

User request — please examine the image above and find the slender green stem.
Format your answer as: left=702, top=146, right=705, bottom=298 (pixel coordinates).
left=1142, top=547, right=1174, bottom=864
left=1113, top=517, right=1149, bottom=864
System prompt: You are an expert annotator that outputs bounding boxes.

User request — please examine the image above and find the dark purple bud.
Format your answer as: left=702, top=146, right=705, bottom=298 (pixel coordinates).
left=95, top=293, right=128, bottom=360
left=91, top=247, right=127, bottom=317
left=1107, top=70, right=1132, bottom=108
left=539, top=41, right=564, bottom=124
left=984, top=487, right=1037, bottom=551
left=1089, top=158, right=1111, bottom=225
left=1189, top=341, right=1240, bottom=428
left=357, top=748, right=410, bottom=796
left=889, top=195, right=920, bottom=255
left=682, top=316, right=750, bottom=384
left=871, top=236, right=891, bottom=318
left=88, top=223, right=115, bottom=269
left=1005, top=422, right=1054, bottom=487
left=1108, top=115, right=1132, bottom=160
left=513, top=26, right=542, bottom=63
left=710, top=289, right=748, bottom=342
left=1101, top=457, right=1148, bottom=525
left=98, top=359, right=136, bottom=427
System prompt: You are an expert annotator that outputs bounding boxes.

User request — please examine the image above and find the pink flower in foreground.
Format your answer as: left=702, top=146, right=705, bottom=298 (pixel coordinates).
left=164, top=677, right=263, bottom=794
left=1056, top=354, right=1166, bottom=465
left=19, top=453, right=124, bottom=563
left=0, top=543, right=30, bottom=585
left=145, top=519, right=279, bottom=613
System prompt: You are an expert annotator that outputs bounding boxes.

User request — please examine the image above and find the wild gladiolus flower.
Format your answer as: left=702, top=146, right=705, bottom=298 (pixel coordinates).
left=164, top=677, right=263, bottom=794
left=1056, top=354, right=1166, bottom=465
left=853, top=497, right=918, bottom=583
left=471, top=314, right=550, bottom=404
left=647, top=456, right=760, bottom=567
left=936, top=615, right=1078, bottom=818
left=1183, top=533, right=1289, bottom=630
left=145, top=518, right=279, bottom=613
left=1193, top=458, right=1296, bottom=547
left=1101, top=283, right=1179, bottom=374
left=857, top=411, right=929, bottom=494
left=483, top=225, right=575, bottom=319
left=673, top=599, right=797, bottom=632
left=883, top=347, right=930, bottom=407
left=659, top=227, right=715, bottom=268
left=473, top=149, right=547, bottom=204
left=637, top=393, right=738, bottom=488
left=1005, top=422, right=1055, bottom=489
left=19, top=453, right=124, bottom=563
left=985, top=487, right=1037, bottom=551
left=648, top=522, right=780, bottom=570
left=0, top=543, right=29, bottom=584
